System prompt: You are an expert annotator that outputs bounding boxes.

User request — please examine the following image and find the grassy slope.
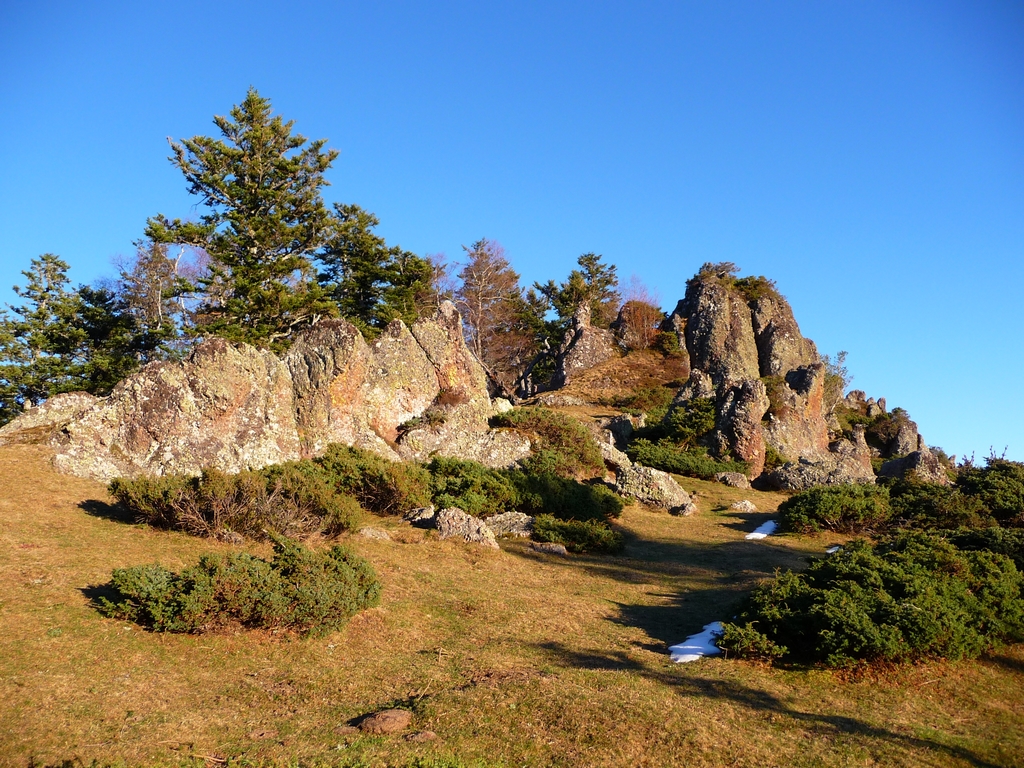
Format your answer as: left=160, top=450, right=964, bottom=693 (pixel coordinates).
left=1, top=445, right=1022, bottom=768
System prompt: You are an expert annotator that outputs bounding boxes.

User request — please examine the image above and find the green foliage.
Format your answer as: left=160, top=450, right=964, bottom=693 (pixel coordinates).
left=146, top=88, right=338, bottom=350
left=314, top=444, right=432, bottom=516
left=763, top=443, right=788, bottom=471
left=777, top=484, right=892, bottom=534
left=428, top=456, right=520, bottom=518
left=652, top=330, right=683, bottom=357
left=612, top=385, right=676, bottom=423
left=0, top=255, right=153, bottom=424
left=863, top=408, right=914, bottom=453
left=942, top=527, right=1024, bottom=571
left=97, top=535, right=381, bottom=635
left=109, top=463, right=360, bottom=539
left=532, top=514, right=624, bottom=554
left=957, top=458, right=1024, bottom=527
left=719, top=533, right=1024, bottom=667
left=822, top=350, right=851, bottom=415
left=663, top=398, right=717, bottom=449
left=491, top=407, right=604, bottom=479
left=625, top=439, right=747, bottom=480
left=887, top=479, right=993, bottom=530
left=319, top=203, right=434, bottom=337
left=511, top=472, right=624, bottom=523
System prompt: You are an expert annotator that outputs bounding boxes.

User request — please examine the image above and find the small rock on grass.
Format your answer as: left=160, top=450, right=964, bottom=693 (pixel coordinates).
left=531, top=542, right=568, bottom=556
left=359, top=708, right=413, bottom=734
left=405, top=730, right=438, bottom=743
left=729, top=500, right=757, bottom=513
left=358, top=526, right=391, bottom=540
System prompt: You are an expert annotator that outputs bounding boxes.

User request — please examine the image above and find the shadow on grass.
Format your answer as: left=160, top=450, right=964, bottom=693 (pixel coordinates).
left=981, top=650, right=1024, bottom=676
left=78, top=498, right=136, bottom=524
left=717, top=509, right=779, bottom=535
left=535, top=641, right=1005, bottom=768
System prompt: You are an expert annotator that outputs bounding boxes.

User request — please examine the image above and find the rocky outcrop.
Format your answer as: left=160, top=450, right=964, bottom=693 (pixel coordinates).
left=749, top=293, right=820, bottom=377
left=434, top=507, right=500, bottom=549
left=708, top=379, right=770, bottom=477
left=762, top=364, right=831, bottom=462
left=550, top=303, right=619, bottom=389
left=0, top=302, right=530, bottom=481
left=878, top=447, right=951, bottom=485
left=485, top=511, right=534, bottom=538
left=615, top=464, right=696, bottom=515
left=763, top=454, right=876, bottom=491
left=715, top=472, right=750, bottom=489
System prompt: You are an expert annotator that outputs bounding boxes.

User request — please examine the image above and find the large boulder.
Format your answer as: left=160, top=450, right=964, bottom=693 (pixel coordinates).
left=550, top=303, right=618, bottom=389
left=762, top=364, right=832, bottom=462
left=434, top=507, right=500, bottom=549
left=878, top=447, right=951, bottom=485
left=749, top=293, right=820, bottom=377
left=763, top=454, right=876, bottom=491
left=51, top=338, right=302, bottom=481
left=0, top=302, right=528, bottom=480
left=708, top=378, right=770, bottom=477
left=615, top=464, right=696, bottom=515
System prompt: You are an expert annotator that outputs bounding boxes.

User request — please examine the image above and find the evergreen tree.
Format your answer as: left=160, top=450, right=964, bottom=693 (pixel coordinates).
left=145, top=88, right=337, bottom=350
left=0, top=255, right=145, bottom=424
left=318, top=203, right=433, bottom=335
left=535, top=252, right=620, bottom=330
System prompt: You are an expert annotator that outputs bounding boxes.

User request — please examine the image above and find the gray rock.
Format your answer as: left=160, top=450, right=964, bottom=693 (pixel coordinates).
left=435, top=507, right=500, bottom=549
left=403, top=506, right=437, bottom=527
left=764, top=455, right=876, bottom=491
left=0, top=392, right=97, bottom=446
left=358, top=526, right=392, bottom=540
left=877, top=448, right=951, bottom=486
left=536, top=393, right=587, bottom=407
left=597, top=438, right=632, bottom=471
left=485, top=511, right=534, bottom=538
left=605, top=413, right=643, bottom=446
left=550, top=303, right=619, bottom=389
left=762, top=364, right=832, bottom=464
left=729, top=500, right=758, bottom=513
left=715, top=472, right=751, bottom=489
left=615, top=464, right=696, bottom=515
left=709, top=378, right=769, bottom=478
left=531, top=541, right=569, bottom=556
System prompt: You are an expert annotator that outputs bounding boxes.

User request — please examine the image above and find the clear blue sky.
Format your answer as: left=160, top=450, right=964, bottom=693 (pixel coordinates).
left=2, top=1, right=1022, bottom=461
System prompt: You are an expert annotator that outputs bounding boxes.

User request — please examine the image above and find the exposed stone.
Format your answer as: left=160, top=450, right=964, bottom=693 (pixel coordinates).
left=358, top=526, right=392, bottom=540
left=729, top=500, right=758, bottom=513
left=605, top=413, right=643, bottom=447
left=485, top=511, right=534, bottom=538
left=531, top=541, right=569, bottom=556
left=715, top=472, right=751, bottom=489
left=0, top=392, right=97, bottom=446
left=550, top=303, right=619, bottom=389
left=615, top=465, right=696, bottom=515
left=405, top=731, right=438, bottom=743
left=668, top=278, right=760, bottom=390
left=359, top=709, right=413, bottom=734
left=877, top=448, right=951, bottom=486
left=763, top=455, right=877, bottom=491
left=672, top=370, right=715, bottom=403
left=750, top=293, right=820, bottom=377
left=889, top=418, right=921, bottom=457
left=762, top=364, right=831, bottom=463
left=493, top=397, right=514, bottom=414
left=709, top=379, right=769, bottom=478
left=403, top=505, right=437, bottom=527
left=435, top=507, right=500, bottom=549
left=828, top=424, right=874, bottom=478
left=51, top=338, right=302, bottom=481
left=536, top=393, right=587, bottom=407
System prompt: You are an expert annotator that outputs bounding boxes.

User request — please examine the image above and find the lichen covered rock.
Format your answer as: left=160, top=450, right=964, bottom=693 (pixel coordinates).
left=615, top=464, right=696, bottom=515
left=434, top=507, right=500, bottom=549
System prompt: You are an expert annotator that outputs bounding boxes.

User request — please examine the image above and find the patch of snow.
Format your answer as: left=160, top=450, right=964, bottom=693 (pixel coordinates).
left=826, top=545, right=842, bottom=554
left=669, top=621, right=724, bottom=663
left=745, top=519, right=778, bottom=540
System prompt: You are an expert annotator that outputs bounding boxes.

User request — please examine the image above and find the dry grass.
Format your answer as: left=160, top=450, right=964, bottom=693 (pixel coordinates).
left=1, top=444, right=1022, bottom=767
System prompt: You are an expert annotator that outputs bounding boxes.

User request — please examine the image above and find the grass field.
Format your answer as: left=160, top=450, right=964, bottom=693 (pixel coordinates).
left=1, top=444, right=1022, bottom=767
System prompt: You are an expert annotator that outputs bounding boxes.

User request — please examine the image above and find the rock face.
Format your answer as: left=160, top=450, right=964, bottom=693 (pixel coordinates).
left=615, top=464, right=696, bottom=515
left=878, top=447, right=951, bottom=485
left=763, top=455, right=876, bottom=491
left=484, top=511, right=534, bottom=538
left=0, top=302, right=530, bottom=481
left=550, top=303, right=618, bottom=389
left=434, top=507, right=500, bottom=549
left=663, top=270, right=881, bottom=486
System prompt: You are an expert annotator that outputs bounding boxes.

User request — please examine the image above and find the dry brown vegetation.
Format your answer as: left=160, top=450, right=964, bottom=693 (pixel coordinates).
left=1, top=444, right=1022, bottom=767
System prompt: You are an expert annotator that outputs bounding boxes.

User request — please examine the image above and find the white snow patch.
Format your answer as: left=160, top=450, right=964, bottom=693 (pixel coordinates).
left=826, top=545, right=842, bottom=554
left=745, top=520, right=778, bottom=540
left=669, top=622, right=724, bottom=663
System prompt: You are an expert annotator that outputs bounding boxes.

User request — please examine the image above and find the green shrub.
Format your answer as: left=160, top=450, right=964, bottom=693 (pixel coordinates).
left=511, top=472, right=624, bottom=522
left=957, top=458, right=1024, bottom=527
left=942, top=527, right=1024, bottom=571
left=612, top=385, right=676, bottom=423
left=652, top=331, right=683, bottom=358
left=532, top=514, right=624, bottom=554
left=314, top=444, right=431, bottom=515
left=109, top=464, right=360, bottom=539
left=427, top=456, right=521, bottom=518
left=97, top=535, right=381, bottom=635
left=719, top=533, right=1024, bottom=667
left=490, top=408, right=604, bottom=479
left=777, top=484, right=892, bottom=534
left=887, top=479, right=993, bottom=530
left=763, top=443, right=788, bottom=471
left=626, top=439, right=747, bottom=480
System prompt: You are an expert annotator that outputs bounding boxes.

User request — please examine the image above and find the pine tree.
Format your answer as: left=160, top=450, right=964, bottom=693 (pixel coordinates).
left=145, top=88, right=337, bottom=350
left=318, top=204, right=433, bottom=336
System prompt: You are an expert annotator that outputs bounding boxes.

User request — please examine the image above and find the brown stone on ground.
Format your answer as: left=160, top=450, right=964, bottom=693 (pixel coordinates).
left=334, top=725, right=360, bottom=736
left=405, top=730, right=438, bottom=743
left=359, top=708, right=413, bottom=734
left=531, top=541, right=569, bottom=556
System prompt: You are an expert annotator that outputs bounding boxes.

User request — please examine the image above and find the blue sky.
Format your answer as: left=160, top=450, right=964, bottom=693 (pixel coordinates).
left=1, top=1, right=1022, bottom=461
